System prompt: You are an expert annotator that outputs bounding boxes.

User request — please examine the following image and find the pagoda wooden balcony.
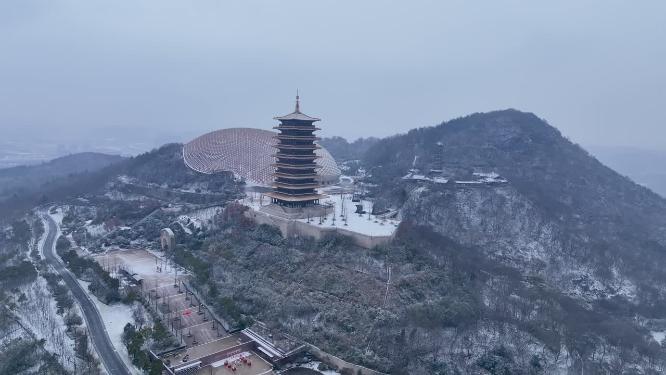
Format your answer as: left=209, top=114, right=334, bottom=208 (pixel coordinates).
left=272, top=162, right=318, bottom=169
left=273, top=172, right=318, bottom=179
left=272, top=181, right=321, bottom=189
left=273, top=153, right=320, bottom=160
left=273, top=125, right=321, bottom=131
left=271, top=144, right=320, bottom=150
left=273, top=135, right=320, bottom=141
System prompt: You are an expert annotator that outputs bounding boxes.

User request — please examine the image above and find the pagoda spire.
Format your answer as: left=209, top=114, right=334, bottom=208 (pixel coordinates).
left=295, top=89, right=300, bottom=113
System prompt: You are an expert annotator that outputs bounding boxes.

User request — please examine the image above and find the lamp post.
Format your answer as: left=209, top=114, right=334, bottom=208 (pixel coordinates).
left=174, top=267, right=178, bottom=288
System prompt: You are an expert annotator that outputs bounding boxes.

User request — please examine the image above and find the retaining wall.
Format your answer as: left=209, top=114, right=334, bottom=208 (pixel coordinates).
left=245, top=209, right=393, bottom=249
left=307, top=344, right=388, bottom=375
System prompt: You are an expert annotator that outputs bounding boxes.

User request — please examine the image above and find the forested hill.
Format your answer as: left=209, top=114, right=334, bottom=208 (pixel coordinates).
left=588, top=145, right=666, bottom=198
left=0, top=144, right=238, bottom=222
left=363, top=109, right=666, bottom=294
left=343, top=109, right=666, bottom=372
left=0, top=152, right=125, bottom=197
left=365, top=109, right=666, bottom=229
left=145, top=111, right=666, bottom=373
left=1, top=152, right=124, bottom=176
left=318, top=136, right=379, bottom=162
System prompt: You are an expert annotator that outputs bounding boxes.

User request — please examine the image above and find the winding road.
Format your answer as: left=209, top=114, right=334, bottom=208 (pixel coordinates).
left=41, top=213, right=132, bottom=375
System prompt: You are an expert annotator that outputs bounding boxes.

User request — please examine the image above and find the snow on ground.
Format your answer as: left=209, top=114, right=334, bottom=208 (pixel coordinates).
left=0, top=323, right=26, bottom=347
left=78, top=280, right=143, bottom=375
left=83, top=220, right=108, bottom=236
left=105, top=190, right=145, bottom=201
left=473, top=171, right=501, bottom=180
left=36, top=218, right=47, bottom=256
left=611, top=266, right=638, bottom=301
left=242, top=192, right=399, bottom=237
left=175, top=182, right=209, bottom=193
left=242, top=193, right=269, bottom=211
left=84, top=220, right=110, bottom=237
left=176, top=206, right=223, bottom=234
left=298, top=361, right=341, bottom=375
left=42, top=212, right=63, bottom=258
left=402, top=170, right=508, bottom=185
left=117, top=175, right=133, bottom=184
left=456, top=173, right=508, bottom=184
left=44, top=208, right=140, bottom=373
left=196, top=207, right=224, bottom=221
left=49, top=206, right=66, bottom=225
left=313, top=193, right=399, bottom=236
left=95, top=249, right=168, bottom=278
left=95, top=248, right=188, bottom=290
left=82, top=248, right=189, bottom=373
left=17, top=277, right=77, bottom=373
left=402, top=171, right=447, bottom=184
left=651, top=331, right=666, bottom=345
left=177, top=220, right=193, bottom=234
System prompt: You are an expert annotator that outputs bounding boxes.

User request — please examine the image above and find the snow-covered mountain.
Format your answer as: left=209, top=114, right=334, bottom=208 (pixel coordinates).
left=346, top=109, right=666, bottom=373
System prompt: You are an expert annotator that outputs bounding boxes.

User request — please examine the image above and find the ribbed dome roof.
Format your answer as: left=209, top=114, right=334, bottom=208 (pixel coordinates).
left=183, top=128, right=341, bottom=187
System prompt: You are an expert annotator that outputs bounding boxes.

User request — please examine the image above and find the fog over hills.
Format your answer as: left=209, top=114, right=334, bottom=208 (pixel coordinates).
left=587, top=145, right=666, bottom=198
left=3, top=2, right=666, bottom=374
left=0, top=126, right=195, bottom=168
left=0, top=152, right=125, bottom=200
left=350, top=110, right=666, bottom=372
left=6, top=124, right=666, bottom=201
left=3, top=110, right=666, bottom=373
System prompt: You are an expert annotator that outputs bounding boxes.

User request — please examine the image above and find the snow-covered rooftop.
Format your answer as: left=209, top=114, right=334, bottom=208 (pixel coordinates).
left=402, top=170, right=507, bottom=185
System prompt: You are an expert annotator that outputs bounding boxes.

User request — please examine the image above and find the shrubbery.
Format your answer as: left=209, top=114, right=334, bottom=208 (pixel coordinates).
left=0, top=260, right=37, bottom=289
left=56, top=238, right=121, bottom=303
left=122, top=323, right=168, bottom=375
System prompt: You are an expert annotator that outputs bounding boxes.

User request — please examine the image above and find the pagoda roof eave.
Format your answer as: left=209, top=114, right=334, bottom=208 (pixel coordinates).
left=273, top=125, right=321, bottom=131
left=272, top=182, right=321, bottom=189
left=273, top=111, right=321, bottom=122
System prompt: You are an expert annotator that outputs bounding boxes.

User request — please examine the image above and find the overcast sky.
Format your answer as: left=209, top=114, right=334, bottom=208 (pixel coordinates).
left=1, top=1, right=665, bottom=150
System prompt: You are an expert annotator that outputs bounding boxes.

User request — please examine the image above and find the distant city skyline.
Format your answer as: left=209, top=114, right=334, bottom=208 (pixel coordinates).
left=1, top=1, right=665, bottom=150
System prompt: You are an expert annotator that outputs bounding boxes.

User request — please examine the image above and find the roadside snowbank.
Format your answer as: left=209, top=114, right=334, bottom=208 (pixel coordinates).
left=78, top=282, right=142, bottom=374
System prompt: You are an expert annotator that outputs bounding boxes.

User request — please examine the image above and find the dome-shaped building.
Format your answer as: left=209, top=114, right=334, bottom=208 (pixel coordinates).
left=183, top=128, right=340, bottom=187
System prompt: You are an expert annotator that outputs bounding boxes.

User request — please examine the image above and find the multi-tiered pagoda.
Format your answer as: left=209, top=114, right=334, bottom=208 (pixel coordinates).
left=266, top=94, right=325, bottom=207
